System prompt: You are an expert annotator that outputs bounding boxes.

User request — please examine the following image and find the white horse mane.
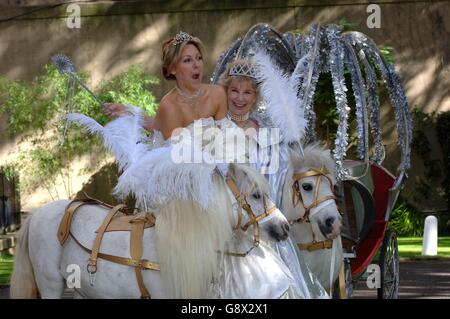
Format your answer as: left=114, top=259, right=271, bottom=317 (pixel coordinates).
left=290, top=143, right=336, bottom=184
left=155, top=173, right=233, bottom=298
left=228, top=163, right=270, bottom=196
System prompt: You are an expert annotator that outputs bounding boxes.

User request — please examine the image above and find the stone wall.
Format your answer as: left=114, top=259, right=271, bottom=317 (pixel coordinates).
left=0, top=0, right=448, bottom=211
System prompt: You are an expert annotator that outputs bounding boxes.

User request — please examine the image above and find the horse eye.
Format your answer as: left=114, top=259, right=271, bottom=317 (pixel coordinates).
left=252, top=192, right=261, bottom=199
left=302, top=183, right=313, bottom=191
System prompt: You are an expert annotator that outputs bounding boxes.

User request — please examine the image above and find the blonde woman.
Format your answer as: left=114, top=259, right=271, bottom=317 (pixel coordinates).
left=103, top=31, right=228, bottom=139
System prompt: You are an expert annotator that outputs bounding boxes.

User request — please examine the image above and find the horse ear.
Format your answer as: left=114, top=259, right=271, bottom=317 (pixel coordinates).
left=228, top=163, right=249, bottom=181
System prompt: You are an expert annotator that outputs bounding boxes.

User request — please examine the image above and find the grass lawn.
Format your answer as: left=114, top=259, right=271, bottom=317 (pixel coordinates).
left=0, top=252, right=13, bottom=285
left=397, top=236, right=450, bottom=259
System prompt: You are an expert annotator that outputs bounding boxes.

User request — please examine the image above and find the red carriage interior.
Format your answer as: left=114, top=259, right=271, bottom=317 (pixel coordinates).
left=341, top=161, right=396, bottom=277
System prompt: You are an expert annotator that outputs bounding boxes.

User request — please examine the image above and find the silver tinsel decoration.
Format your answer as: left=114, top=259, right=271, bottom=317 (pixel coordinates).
left=210, top=24, right=412, bottom=178
left=343, top=40, right=367, bottom=160
left=347, top=32, right=412, bottom=171
left=300, top=25, right=322, bottom=144
left=326, top=25, right=350, bottom=181
left=357, top=48, right=385, bottom=164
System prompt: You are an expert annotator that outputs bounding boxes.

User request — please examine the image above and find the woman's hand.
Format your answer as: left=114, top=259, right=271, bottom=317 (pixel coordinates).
left=102, top=103, right=127, bottom=117
left=143, top=116, right=156, bottom=132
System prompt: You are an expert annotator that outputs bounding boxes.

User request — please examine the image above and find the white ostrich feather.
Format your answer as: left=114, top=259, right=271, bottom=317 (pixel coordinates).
left=66, top=106, right=148, bottom=171
left=66, top=113, right=104, bottom=135
left=253, top=51, right=307, bottom=144
left=68, top=112, right=225, bottom=210
left=113, top=146, right=219, bottom=210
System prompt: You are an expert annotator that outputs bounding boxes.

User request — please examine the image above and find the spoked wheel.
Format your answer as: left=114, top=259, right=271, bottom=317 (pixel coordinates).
left=332, top=260, right=353, bottom=299
left=377, top=228, right=399, bottom=299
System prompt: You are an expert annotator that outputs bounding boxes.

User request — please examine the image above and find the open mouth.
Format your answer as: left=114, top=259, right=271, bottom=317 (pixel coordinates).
left=192, top=74, right=200, bottom=80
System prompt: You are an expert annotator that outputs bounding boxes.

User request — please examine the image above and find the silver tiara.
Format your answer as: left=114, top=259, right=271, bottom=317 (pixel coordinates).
left=229, top=62, right=261, bottom=80
left=173, top=31, right=193, bottom=46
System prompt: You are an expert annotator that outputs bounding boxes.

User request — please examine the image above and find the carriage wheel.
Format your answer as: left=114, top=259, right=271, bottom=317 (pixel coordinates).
left=377, top=228, right=399, bottom=299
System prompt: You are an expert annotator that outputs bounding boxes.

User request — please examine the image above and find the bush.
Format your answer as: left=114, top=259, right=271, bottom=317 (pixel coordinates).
left=389, top=201, right=425, bottom=237
left=436, top=111, right=450, bottom=210
left=0, top=64, right=159, bottom=199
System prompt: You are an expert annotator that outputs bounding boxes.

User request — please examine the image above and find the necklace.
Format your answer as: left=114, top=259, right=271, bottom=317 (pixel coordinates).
left=175, top=85, right=203, bottom=104
left=227, top=111, right=250, bottom=122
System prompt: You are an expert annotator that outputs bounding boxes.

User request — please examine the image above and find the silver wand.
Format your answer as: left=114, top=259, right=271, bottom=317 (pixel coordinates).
left=51, top=54, right=106, bottom=144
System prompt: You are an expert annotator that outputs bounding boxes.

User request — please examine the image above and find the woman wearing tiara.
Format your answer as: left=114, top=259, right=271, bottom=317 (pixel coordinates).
left=98, top=31, right=308, bottom=299
left=103, top=31, right=228, bottom=139
left=219, top=58, right=329, bottom=299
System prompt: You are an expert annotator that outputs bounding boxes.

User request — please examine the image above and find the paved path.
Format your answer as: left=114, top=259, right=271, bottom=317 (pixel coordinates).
left=353, top=259, right=450, bottom=299
left=2, top=260, right=450, bottom=299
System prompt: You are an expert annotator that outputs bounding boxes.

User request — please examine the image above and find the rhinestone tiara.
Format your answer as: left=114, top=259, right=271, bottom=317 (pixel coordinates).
left=173, top=31, right=193, bottom=46
left=229, top=62, right=260, bottom=80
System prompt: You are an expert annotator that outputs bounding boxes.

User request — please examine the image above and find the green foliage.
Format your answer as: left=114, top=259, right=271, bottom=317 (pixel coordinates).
left=99, top=66, right=159, bottom=116
left=389, top=202, right=424, bottom=237
left=311, top=21, right=395, bottom=149
left=0, top=64, right=159, bottom=198
left=0, top=252, right=14, bottom=285
left=436, top=111, right=450, bottom=209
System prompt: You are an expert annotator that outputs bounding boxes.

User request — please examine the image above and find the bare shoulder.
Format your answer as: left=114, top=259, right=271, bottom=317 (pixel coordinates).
left=205, top=84, right=227, bottom=119
left=156, top=97, right=176, bottom=118
left=154, top=92, right=182, bottom=135
left=207, top=84, right=227, bottom=98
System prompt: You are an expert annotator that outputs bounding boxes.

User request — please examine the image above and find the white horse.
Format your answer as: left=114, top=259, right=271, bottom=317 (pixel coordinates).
left=10, top=164, right=293, bottom=299
left=280, top=144, right=343, bottom=292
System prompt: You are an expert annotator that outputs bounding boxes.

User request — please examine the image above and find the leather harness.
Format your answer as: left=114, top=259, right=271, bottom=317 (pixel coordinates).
left=57, top=176, right=277, bottom=298
left=58, top=198, right=158, bottom=299
left=225, top=175, right=278, bottom=257
left=290, top=167, right=336, bottom=252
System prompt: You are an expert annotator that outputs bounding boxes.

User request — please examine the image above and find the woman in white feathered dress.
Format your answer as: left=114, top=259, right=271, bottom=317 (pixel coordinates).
left=218, top=58, right=329, bottom=299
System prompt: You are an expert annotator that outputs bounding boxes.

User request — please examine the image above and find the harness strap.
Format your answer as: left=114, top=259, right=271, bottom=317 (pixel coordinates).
left=130, top=217, right=151, bottom=299
left=58, top=199, right=98, bottom=245
left=241, top=205, right=277, bottom=231
left=297, top=239, right=333, bottom=252
left=240, top=202, right=259, bottom=244
left=292, top=167, right=332, bottom=184
left=225, top=176, right=241, bottom=199
left=70, top=233, right=160, bottom=271
left=303, top=195, right=336, bottom=213
left=226, top=176, right=244, bottom=230
left=338, top=262, right=347, bottom=299
left=88, top=204, right=126, bottom=269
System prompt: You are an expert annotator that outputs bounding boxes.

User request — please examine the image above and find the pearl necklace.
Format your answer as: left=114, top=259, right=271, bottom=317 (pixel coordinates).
left=227, top=111, right=250, bottom=122
left=175, top=85, right=203, bottom=104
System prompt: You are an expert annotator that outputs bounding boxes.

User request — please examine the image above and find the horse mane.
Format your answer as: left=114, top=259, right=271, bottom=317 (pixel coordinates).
left=281, top=143, right=336, bottom=219
left=291, top=143, right=336, bottom=184
left=154, top=173, right=233, bottom=298
left=229, top=163, right=270, bottom=197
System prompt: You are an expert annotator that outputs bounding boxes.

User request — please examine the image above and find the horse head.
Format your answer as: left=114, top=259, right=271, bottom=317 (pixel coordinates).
left=226, top=163, right=290, bottom=245
left=282, top=144, right=342, bottom=241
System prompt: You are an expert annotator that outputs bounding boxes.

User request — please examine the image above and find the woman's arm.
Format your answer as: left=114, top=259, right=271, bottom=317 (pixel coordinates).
left=102, top=103, right=156, bottom=132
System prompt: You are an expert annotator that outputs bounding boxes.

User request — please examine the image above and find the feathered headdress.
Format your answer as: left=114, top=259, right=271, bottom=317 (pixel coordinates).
left=253, top=50, right=308, bottom=145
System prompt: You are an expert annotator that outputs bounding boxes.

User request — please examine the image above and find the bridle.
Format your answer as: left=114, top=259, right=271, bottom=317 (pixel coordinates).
left=225, top=175, right=278, bottom=257
left=290, top=166, right=337, bottom=252
left=290, top=166, right=335, bottom=224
